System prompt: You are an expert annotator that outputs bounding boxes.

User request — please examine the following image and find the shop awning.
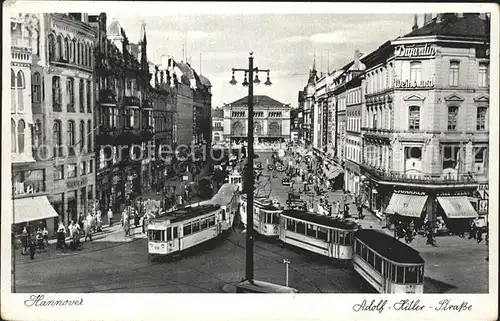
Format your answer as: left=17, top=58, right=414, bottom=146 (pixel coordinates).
left=385, top=193, right=428, bottom=218
left=437, top=196, right=478, bottom=219
left=326, top=168, right=343, bottom=180
left=13, top=196, right=59, bottom=224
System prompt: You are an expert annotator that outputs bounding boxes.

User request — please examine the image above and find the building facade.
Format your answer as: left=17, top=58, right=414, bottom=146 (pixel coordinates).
left=290, top=107, right=303, bottom=142
left=359, top=13, right=490, bottom=228
left=222, top=95, right=291, bottom=143
left=211, top=108, right=224, bottom=143
left=301, top=63, right=317, bottom=145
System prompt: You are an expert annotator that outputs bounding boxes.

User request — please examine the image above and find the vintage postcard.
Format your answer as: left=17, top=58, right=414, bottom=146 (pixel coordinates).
left=1, top=1, right=498, bottom=320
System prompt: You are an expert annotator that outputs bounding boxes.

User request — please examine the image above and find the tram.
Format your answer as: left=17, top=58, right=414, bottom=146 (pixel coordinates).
left=205, top=183, right=240, bottom=231
left=240, top=195, right=283, bottom=237
left=147, top=204, right=223, bottom=260
left=353, top=229, right=425, bottom=294
left=279, top=209, right=360, bottom=260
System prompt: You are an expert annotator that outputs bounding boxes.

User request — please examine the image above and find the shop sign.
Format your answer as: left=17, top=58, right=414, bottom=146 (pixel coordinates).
left=394, top=79, right=434, bottom=89
left=394, top=43, right=437, bottom=58
left=66, top=177, right=88, bottom=189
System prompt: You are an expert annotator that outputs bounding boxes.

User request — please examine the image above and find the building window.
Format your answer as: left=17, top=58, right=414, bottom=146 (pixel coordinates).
left=67, top=164, right=77, bottom=178
left=79, top=120, right=85, bottom=152
left=32, top=72, right=41, bottom=103
left=478, top=63, right=489, bottom=87
left=34, top=119, right=42, bottom=147
left=79, top=79, right=85, bottom=112
left=476, top=106, right=487, bottom=131
left=16, top=70, right=25, bottom=89
left=442, top=145, right=458, bottom=169
left=447, top=106, right=458, bottom=130
left=54, top=165, right=64, bottom=180
left=68, top=120, right=75, bottom=154
left=88, top=160, right=93, bottom=174
left=67, top=78, right=75, bottom=112
left=86, top=80, right=92, bottom=113
left=48, top=34, right=55, bottom=61
left=57, top=35, right=63, bottom=60
left=87, top=120, right=92, bottom=152
left=52, top=76, right=61, bottom=111
left=79, top=161, right=86, bottom=176
left=408, top=106, right=420, bottom=130
left=53, top=120, right=62, bottom=150
left=17, top=119, right=25, bottom=153
left=449, top=61, right=460, bottom=87
left=11, top=119, right=16, bottom=152
left=410, top=61, right=422, bottom=84
left=63, top=37, right=69, bottom=61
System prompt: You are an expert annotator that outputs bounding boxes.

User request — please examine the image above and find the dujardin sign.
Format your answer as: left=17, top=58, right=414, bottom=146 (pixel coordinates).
left=394, top=43, right=437, bottom=59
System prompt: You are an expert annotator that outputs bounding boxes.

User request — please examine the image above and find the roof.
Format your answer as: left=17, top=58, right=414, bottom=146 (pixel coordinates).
left=230, top=95, right=287, bottom=107
left=281, top=209, right=360, bottom=230
left=149, top=204, right=221, bottom=224
left=354, top=229, right=425, bottom=264
left=402, top=13, right=489, bottom=40
left=199, top=74, right=212, bottom=87
left=107, top=19, right=122, bottom=37
left=242, top=195, right=283, bottom=211
left=212, top=108, right=223, bottom=118
left=207, top=183, right=239, bottom=207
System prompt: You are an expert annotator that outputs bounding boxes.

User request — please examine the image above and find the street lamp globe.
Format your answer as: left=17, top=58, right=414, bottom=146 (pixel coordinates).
left=242, top=72, right=249, bottom=87
left=264, top=72, right=272, bottom=86
left=253, top=73, right=261, bottom=84
left=229, top=71, right=237, bottom=85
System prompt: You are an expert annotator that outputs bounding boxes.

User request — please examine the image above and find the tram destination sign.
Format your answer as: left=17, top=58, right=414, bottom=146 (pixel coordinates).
left=394, top=43, right=437, bottom=59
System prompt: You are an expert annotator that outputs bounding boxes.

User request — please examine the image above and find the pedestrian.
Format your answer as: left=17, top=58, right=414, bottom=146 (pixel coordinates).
left=107, top=208, right=114, bottom=227
left=21, top=227, right=28, bottom=255
left=28, top=233, right=36, bottom=260
left=42, top=226, right=49, bottom=246
left=78, top=214, right=84, bottom=230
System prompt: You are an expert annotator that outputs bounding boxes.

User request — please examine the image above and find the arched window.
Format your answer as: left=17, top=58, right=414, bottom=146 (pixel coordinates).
left=53, top=120, right=62, bottom=156
left=72, top=39, right=77, bottom=63
left=64, top=37, right=69, bottom=61
left=16, top=70, right=24, bottom=88
left=68, top=120, right=75, bottom=150
left=11, top=69, right=16, bottom=88
left=32, top=72, right=41, bottom=103
left=17, top=119, right=25, bottom=153
left=79, top=79, right=85, bottom=112
left=57, top=35, right=63, bottom=60
left=66, top=77, right=75, bottom=111
left=87, top=120, right=92, bottom=152
left=80, top=120, right=85, bottom=152
left=83, top=43, right=88, bottom=66
left=34, top=118, right=42, bottom=147
left=48, top=34, right=55, bottom=61
left=11, top=119, right=16, bottom=152
left=86, top=80, right=91, bottom=113
left=52, top=76, right=61, bottom=111
left=408, top=106, right=420, bottom=130
left=88, top=45, right=93, bottom=68
left=77, top=42, right=81, bottom=65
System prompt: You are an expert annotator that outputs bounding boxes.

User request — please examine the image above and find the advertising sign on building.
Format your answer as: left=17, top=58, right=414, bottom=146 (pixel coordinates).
left=394, top=79, right=434, bottom=89
left=394, top=43, right=437, bottom=59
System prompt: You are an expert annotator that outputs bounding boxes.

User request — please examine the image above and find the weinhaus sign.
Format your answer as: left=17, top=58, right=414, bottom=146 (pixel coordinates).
left=394, top=43, right=437, bottom=59
left=394, top=79, right=434, bottom=89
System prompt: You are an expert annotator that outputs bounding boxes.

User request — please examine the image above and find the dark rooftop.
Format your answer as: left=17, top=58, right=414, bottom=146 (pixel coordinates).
left=150, top=204, right=221, bottom=225
left=230, top=95, right=287, bottom=107
left=281, top=209, right=360, bottom=230
left=354, top=229, right=425, bottom=264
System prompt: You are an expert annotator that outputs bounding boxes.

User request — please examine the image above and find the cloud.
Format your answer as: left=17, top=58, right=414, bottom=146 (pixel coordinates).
left=203, top=51, right=249, bottom=60
left=186, top=30, right=221, bottom=40
left=310, top=31, right=349, bottom=44
left=279, top=35, right=309, bottom=43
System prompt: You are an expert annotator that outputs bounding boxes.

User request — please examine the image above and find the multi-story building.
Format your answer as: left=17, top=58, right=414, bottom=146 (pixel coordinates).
left=290, top=107, right=303, bottom=142
left=301, top=61, right=317, bottom=146
left=26, top=13, right=97, bottom=227
left=211, top=107, right=224, bottom=143
left=91, top=15, right=153, bottom=213
left=223, top=95, right=291, bottom=143
left=360, top=13, right=490, bottom=228
left=11, top=13, right=61, bottom=235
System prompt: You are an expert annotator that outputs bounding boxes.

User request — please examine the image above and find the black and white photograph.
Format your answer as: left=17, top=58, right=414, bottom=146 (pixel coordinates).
left=2, top=2, right=498, bottom=320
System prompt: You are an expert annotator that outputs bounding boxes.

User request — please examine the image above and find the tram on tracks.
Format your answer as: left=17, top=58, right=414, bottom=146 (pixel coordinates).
left=240, top=195, right=283, bottom=237
left=353, top=229, right=425, bottom=294
left=279, top=209, right=360, bottom=260
left=205, top=183, right=240, bottom=231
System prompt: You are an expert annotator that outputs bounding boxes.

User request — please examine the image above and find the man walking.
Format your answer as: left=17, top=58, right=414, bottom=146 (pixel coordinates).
left=107, top=208, right=114, bottom=227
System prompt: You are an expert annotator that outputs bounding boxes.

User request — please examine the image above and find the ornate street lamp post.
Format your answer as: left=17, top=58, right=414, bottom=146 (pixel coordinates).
left=230, top=52, right=271, bottom=283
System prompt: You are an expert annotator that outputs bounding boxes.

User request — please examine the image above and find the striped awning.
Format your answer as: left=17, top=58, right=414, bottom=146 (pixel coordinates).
left=385, top=193, right=428, bottom=218
left=437, top=196, right=478, bottom=219
left=13, top=196, right=59, bottom=224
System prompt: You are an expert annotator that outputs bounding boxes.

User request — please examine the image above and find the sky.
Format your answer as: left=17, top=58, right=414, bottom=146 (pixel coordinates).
left=107, top=13, right=416, bottom=107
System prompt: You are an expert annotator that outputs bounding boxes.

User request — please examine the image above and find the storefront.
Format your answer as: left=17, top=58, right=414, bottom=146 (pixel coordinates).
left=13, top=195, right=59, bottom=236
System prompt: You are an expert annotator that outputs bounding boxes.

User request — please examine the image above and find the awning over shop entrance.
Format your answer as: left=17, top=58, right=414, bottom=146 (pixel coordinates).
left=437, top=196, right=478, bottom=219
left=326, top=167, right=344, bottom=180
left=13, top=196, right=59, bottom=224
left=385, top=193, right=428, bottom=218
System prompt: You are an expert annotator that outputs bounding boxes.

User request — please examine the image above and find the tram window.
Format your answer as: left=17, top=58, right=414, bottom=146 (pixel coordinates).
left=272, top=213, right=279, bottom=224
left=317, top=227, right=327, bottom=241
left=208, top=216, right=216, bottom=227
left=361, top=244, right=368, bottom=261
left=396, top=266, right=404, bottom=283
left=166, top=228, right=172, bottom=241
left=296, top=221, right=306, bottom=234
left=286, top=219, right=296, bottom=232
left=161, top=230, right=166, bottom=242
left=405, top=266, right=418, bottom=284
left=173, top=227, right=178, bottom=239
left=306, top=224, right=316, bottom=237
left=390, top=264, right=396, bottom=282
left=332, top=230, right=338, bottom=244
left=344, top=232, right=352, bottom=246
left=339, top=232, right=345, bottom=245
left=192, top=221, right=200, bottom=233
left=355, top=242, right=361, bottom=255
left=201, top=219, right=208, bottom=230
left=222, top=209, right=226, bottom=221
left=374, top=255, right=382, bottom=273
left=183, top=224, right=192, bottom=236
left=367, top=250, right=374, bottom=266
left=418, top=266, right=424, bottom=283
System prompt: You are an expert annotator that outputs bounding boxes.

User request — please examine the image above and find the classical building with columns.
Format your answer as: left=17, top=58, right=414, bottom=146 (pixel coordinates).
left=222, top=95, right=291, bottom=143
left=359, top=13, right=490, bottom=228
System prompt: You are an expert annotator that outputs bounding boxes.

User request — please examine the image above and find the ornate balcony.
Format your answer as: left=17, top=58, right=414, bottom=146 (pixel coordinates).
left=11, top=46, right=32, bottom=65
left=360, top=163, right=478, bottom=187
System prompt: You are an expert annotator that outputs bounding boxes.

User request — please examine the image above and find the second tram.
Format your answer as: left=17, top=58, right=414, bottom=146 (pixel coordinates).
left=240, top=195, right=283, bottom=237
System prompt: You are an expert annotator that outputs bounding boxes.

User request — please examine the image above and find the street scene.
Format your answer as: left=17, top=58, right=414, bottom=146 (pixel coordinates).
left=9, top=10, right=491, bottom=295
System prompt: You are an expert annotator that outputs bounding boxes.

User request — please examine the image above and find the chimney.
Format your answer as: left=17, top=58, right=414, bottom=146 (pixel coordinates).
left=412, top=14, right=418, bottom=30
left=456, top=13, right=464, bottom=18
left=423, top=13, right=432, bottom=25
left=354, top=49, right=360, bottom=70
left=436, top=13, right=443, bottom=23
